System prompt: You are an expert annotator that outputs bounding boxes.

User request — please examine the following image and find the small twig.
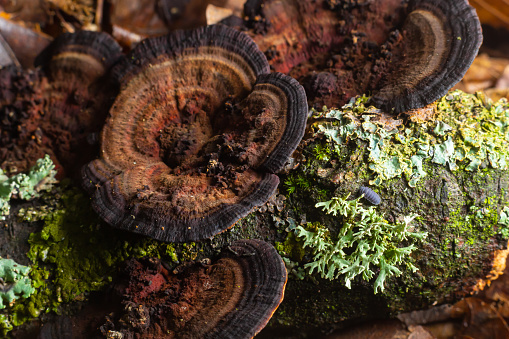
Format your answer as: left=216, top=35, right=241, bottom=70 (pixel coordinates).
left=227, top=245, right=255, bottom=257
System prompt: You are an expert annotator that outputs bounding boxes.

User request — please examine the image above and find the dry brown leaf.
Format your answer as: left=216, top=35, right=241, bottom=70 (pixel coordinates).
left=206, top=4, right=233, bottom=25
left=485, top=88, right=509, bottom=101
left=0, top=16, right=52, bottom=68
left=470, top=0, right=509, bottom=30
left=455, top=54, right=509, bottom=92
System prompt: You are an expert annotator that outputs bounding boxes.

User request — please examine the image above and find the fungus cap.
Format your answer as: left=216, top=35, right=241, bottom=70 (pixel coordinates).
left=0, top=30, right=122, bottom=174
left=371, top=0, right=482, bottom=113
left=112, top=239, right=287, bottom=338
left=82, top=25, right=308, bottom=242
left=36, top=30, right=122, bottom=83
left=185, top=239, right=287, bottom=338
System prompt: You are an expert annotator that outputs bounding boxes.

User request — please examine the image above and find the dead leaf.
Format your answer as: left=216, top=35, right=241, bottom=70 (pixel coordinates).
left=470, top=0, right=509, bottom=30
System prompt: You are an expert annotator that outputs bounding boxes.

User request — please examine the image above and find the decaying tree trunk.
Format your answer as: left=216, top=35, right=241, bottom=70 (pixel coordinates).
left=0, top=1, right=506, bottom=338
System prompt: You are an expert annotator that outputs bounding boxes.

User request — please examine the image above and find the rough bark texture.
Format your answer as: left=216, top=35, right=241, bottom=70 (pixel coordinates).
left=1, top=91, right=508, bottom=338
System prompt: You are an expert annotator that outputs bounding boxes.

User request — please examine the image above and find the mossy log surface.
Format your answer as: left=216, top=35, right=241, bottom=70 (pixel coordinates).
left=0, top=90, right=508, bottom=338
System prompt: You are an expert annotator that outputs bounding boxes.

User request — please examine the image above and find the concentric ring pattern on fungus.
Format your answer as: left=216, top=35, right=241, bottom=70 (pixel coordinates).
left=108, top=239, right=287, bottom=338
left=372, top=0, right=483, bottom=113
left=82, top=25, right=308, bottom=242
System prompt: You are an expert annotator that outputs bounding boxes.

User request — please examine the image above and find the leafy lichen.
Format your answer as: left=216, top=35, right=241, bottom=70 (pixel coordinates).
left=0, top=155, right=57, bottom=220
left=0, top=258, right=35, bottom=309
left=293, top=194, right=427, bottom=293
left=498, top=206, right=509, bottom=238
left=0, top=258, right=35, bottom=336
left=315, top=91, right=509, bottom=187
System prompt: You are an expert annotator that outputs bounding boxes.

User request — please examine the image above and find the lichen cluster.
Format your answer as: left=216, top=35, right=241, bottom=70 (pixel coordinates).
left=499, top=206, right=509, bottom=238
left=316, top=91, right=509, bottom=186
left=270, top=90, right=509, bottom=330
left=0, top=258, right=35, bottom=309
left=1, top=182, right=203, bottom=335
left=0, top=155, right=57, bottom=220
left=0, top=258, right=35, bottom=336
left=289, top=194, right=426, bottom=293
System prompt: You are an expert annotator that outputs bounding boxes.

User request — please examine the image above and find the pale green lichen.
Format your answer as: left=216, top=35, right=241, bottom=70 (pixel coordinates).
left=294, top=194, right=427, bottom=294
left=0, top=258, right=35, bottom=309
left=315, top=91, right=509, bottom=187
left=499, top=206, right=509, bottom=238
left=0, top=155, right=57, bottom=220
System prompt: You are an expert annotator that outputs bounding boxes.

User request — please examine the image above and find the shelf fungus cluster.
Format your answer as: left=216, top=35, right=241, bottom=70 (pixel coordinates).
left=240, top=0, right=481, bottom=113
left=371, top=0, right=483, bottom=113
left=101, top=239, right=287, bottom=338
left=82, top=25, right=308, bottom=242
left=0, top=31, right=122, bottom=174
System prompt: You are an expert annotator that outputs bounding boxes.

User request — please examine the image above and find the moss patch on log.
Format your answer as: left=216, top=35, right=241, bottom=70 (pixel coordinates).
left=268, top=90, right=509, bottom=334
left=1, top=91, right=508, bottom=337
left=0, top=181, right=203, bottom=335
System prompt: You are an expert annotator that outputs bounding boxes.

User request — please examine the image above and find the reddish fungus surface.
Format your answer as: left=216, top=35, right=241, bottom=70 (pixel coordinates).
left=372, top=0, right=483, bottom=113
left=82, top=24, right=308, bottom=242
left=241, top=0, right=481, bottom=113
left=242, top=0, right=406, bottom=109
left=0, top=30, right=122, bottom=174
left=100, top=239, right=287, bottom=338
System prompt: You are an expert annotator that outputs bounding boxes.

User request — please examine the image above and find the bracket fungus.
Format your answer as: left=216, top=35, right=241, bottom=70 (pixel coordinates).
left=0, top=30, right=122, bottom=174
left=370, top=0, right=483, bottom=113
left=241, top=0, right=482, bottom=113
left=82, top=24, right=308, bottom=242
left=102, top=239, right=287, bottom=338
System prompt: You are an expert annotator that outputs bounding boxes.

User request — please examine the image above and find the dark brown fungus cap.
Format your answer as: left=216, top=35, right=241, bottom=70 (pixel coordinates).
left=372, top=0, right=483, bottom=113
left=105, top=239, right=287, bottom=338
left=36, top=30, right=123, bottom=83
left=0, top=30, right=122, bottom=174
left=82, top=25, right=308, bottom=242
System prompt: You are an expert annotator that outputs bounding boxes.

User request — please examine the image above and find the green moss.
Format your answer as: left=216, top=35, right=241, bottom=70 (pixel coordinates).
left=314, top=91, right=509, bottom=187
left=283, top=171, right=329, bottom=203
left=0, top=314, right=12, bottom=337
left=1, top=182, right=202, bottom=335
left=275, top=232, right=306, bottom=262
